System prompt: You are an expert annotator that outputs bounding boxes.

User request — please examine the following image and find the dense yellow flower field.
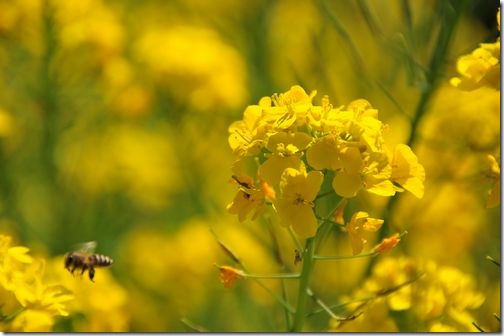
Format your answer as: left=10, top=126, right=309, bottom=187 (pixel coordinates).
left=0, top=0, right=500, bottom=332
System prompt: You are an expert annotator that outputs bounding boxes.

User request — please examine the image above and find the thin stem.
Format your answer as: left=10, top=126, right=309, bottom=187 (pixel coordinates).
left=244, top=272, right=300, bottom=279
left=313, top=251, right=377, bottom=260
left=291, top=238, right=316, bottom=332
left=280, top=278, right=292, bottom=331
left=472, top=321, right=485, bottom=332
left=307, top=295, right=372, bottom=317
left=485, top=255, right=500, bottom=267
left=251, top=278, right=296, bottom=315
left=213, top=235, right=296, bottom=315
left=306, top=288, right=339, bottom=319
left=288, top=226, right=303, bottom=252
left=180, top=318, right=208, bottom=332
left=265, top=218, right=293, bottom=331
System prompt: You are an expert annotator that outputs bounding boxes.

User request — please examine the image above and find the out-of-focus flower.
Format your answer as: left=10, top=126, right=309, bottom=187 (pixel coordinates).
left=428, top=322, right=458, bottom=332
left=0, top=234, right=73, bottom=332
left=134, top=25, right=247, bottom=111
left=451, top=9, right=500, bottom=91
left=49, top=258, right=129, bottom=332
left=485, top=154, right=500, bottom=208
left=118, top=221, right=220, bottom=325
left=52, top=0, right=124, bottom=61
left=424, top=85, right=500, bottom=155
left=274, top=164, right=323, bottom=239
left=56, top=123, right=180, bottom=209
left=450, top=43, right=500, bottom=91
left=346, top=211, right=384, bottom=255
left=334, top=256, right=485, bottom=332
left=329, top=298, right=398, bottom=332
left=0, top=108, right=15, bottom=138
left=101, top=57, right=153, bottom=118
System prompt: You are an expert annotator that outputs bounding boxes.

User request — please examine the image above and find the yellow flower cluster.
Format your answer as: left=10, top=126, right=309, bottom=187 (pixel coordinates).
left=451, top=9, right=500, bottom=91
left=0, top=235, right=73, bottom=332
left=449, top=8, right=500, bottom=208
left=50, top=260, right=129, bottom=332
left=228, top=86, right=425, bottom=238
left=330, top=256, right=485, bottom=332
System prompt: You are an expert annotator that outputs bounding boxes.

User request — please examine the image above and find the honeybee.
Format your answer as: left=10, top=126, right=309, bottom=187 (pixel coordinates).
left=64, top=241, right=113, bottom=282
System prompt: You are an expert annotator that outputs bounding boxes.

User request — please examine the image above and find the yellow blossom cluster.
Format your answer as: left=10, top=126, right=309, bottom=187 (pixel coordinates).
left=0, top=234, right=73, bottom=332
left=330, top=256, right=485, bottom=332
left=46, top=258, right=130, bottom=332
left=228, top=85, right=425, bottom=238
left=449, top=8, right=500, bottom=208
left=451, top=9, right=500, bottom=91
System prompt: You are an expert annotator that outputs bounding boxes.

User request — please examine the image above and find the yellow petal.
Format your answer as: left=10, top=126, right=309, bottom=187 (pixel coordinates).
left=391, top=144, right=425, bottom=198
left=304, top=170, right=324, bottom=200
left=290, top=206, right=319, bottom=239
left=332, top=172, right=361, bottom=198
left=258, top=155, right=303, bottom=186
left=306, top=136, right=341, bottom=170
left=8, top=247, right=34, bottom=264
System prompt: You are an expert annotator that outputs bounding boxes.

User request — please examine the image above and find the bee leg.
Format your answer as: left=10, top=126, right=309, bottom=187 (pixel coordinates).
left=80, top=264, right=88, bottom=278
left=89, top=267, right=95, bottom=282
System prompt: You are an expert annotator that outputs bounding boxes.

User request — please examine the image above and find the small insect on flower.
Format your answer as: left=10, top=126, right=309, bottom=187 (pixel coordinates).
left=64, top=241, right=113, bottom=282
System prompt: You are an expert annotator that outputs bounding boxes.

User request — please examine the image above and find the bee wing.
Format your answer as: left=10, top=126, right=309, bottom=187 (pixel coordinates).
left=72, top=241, right=97, bottom=253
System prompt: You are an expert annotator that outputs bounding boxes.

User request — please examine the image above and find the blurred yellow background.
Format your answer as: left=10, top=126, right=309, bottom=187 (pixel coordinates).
left=0, top=0, right=499, bottom=332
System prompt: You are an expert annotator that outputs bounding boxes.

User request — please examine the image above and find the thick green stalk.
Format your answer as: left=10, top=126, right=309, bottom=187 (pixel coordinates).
left=406, top=0, right=468, bottom=147
left=291, top=238, right=315, bottom=332
left=379, top=0, right=468, bottom=241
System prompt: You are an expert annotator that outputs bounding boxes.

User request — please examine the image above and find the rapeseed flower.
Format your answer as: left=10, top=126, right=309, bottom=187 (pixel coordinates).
left=0, top=234, right=73, bottom=332
left=134, top=25, right=247, bottom=111
left=390, top=144, right=425, bottom=199
left=331, top=256, right=485, bottom=332
left=56, top=123, right=181, bottom=209
left=450, top=9, right=500, bottom=91
left=346, top=211, right=384, bottom=255
left=258, top=131, right=312, bottom=186
left=51, top=260, right=129, bottom=332
left=228, top=86, right=424, bottom=241
left=274, top=164, right=323, bottom=238
left=227, top=174, right=269, bottom=222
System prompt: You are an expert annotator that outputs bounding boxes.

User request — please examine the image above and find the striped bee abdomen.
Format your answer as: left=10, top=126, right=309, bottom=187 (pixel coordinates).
left=90, top=254, right=114, bottom=267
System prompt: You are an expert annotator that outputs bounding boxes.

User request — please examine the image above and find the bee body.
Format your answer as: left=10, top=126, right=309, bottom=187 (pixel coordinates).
left=64, top=242, right=113, bottom=282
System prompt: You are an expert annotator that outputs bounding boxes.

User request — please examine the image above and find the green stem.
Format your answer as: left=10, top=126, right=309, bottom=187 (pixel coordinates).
left=291, top=238, right=316, bottom=332
left=244, top=272, right=300, bottom=279
left=378, top=0, right=467, bottom=242
left=251, top=278, right=295, bottom=315
left=405, top=0, right=467, bottom=147
left=313, top=251, right=377, bottom=260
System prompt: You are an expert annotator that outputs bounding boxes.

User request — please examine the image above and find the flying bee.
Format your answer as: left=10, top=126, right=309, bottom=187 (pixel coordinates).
left=64, top=241, right=113, bottom=282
